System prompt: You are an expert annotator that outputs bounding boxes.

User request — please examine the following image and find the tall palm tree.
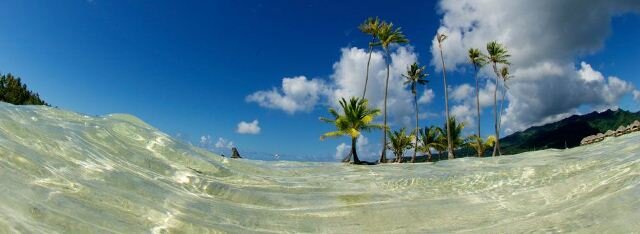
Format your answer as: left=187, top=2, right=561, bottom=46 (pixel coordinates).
left=375, top=22, right=408, bottom=163
left=358, top=17, right=382, bottom=99
left=436, top=33, right=455, bottom=159
left=402, top=62, right=428, bottom=163
left=484, top=41, right=510, bottom=156
left=320, top=97, right=382, bottom=164
left=466, top=135, right=496, bottom=157
left=388, top=128, right=413, bottom=163
left=419, top=126, right=444, bottom=162
left=498, top=66, right=513, bottom=132
left=468, top=48, right=487, bottom=138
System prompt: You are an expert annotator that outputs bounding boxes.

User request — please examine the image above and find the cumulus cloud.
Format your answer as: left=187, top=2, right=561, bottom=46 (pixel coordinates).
left=214, top=137, right=234, bottom=149
left=199, top=135, right=234, bottom=152
left=200, top=135, right=212, bottom=146
left=333, top=136, right=377, bottom=161
left=633, top=90, right=640, bottom=103
left=432, top=0, right=640, bottom=134
left=236, top=120, right=261, bottom=134
left=449, top=82, right=496, bottom=130
left=246, top=76, right=328, bottom=114
left=418, top=89, right=435, bottom=104
left=328, top=46, right=419, bottom=127
left=248, top=46, right=426, bottom=128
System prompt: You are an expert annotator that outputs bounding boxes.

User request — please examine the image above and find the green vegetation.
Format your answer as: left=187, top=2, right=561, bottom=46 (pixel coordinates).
left=320, top=97, right=382, bottom=164
left=418, top=126, right=444, bottom=161
left=0, top=73, right=48, bottom=106
left=387, top=128, right=413, bottom=163
left=325, top=16, right=623, bottom=164
left=501, top=109, right=640, bottom=154
left=467, top=135, right=496, bottom=157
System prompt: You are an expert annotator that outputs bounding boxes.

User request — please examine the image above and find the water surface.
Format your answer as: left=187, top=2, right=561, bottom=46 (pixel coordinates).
left=1, top=103, right=639, bottom=233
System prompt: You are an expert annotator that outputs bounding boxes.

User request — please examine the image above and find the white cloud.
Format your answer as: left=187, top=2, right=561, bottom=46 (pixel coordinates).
left=633, top=90, right=640, bottom=103
left=328, top=46, right=418, bottom=127
left=248, top=46, right=421, bottom=128
left=418, top=89, right=435, bottom=104
left=246, top=76, right=329, bottom=114
left=236, top=120, right=261, bottom=134
left=335, top=143, right=349, bottom=160
left=200, top=135, right=212, bottom=146
left=448, top=81, right=496, bottom=131
left=214, top=137, right=234, bottom=149
left=333, top=136, right=378, bottom=161
left=450, top=84, right=473, bottom=102
left=432, top=0, right=640, bottom=134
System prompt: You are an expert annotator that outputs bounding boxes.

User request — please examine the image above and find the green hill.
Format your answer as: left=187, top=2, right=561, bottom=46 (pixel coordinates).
left=501, top=109, right=640, bottom=154
left=0, top=73, right=48, bottom=106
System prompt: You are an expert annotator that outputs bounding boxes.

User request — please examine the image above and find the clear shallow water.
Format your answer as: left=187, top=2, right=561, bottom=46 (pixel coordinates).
left=0, top=103, right=639, bottom=233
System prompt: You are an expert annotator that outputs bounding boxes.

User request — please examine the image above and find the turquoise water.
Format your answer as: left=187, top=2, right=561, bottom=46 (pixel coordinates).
left=0, top=102, right=639, bottom=233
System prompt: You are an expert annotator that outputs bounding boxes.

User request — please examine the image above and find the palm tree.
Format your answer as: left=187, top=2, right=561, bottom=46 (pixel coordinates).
left=468, top=48, right=487, bottom=138
left=375, top=22, right=408, bottom=163
left=436, top=33, right=455, bottom=160
left=402, top=62, right=428, bottom=163
left=498, top=66, right=513, bottom=132
left=466, top=135, right=496, bottom=157
left=419, top=126, right=444, bottom=162
left=387, top=128, right=413, bottom=163
left=320, top=97, right=382, bottom=164
left=484, top=41, right=510, bottom=156
left=441, top=116, right=466, bottom=152
left=434, top=127, right=448, bottom=160
left=358, top=17, right=382, bottom=99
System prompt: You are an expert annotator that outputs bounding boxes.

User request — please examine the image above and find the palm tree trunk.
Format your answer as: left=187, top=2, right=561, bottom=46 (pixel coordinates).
left=474, top=65, right=481, bottom=138
left=427, top=150, right=432, bottom=162
left=438, top=43, right=455, bottom=160
left=498, top=83, right=507, bottom=131
left=491, top=63, right=502, bottom=156
left=412, top=92, right=419, bottom=163
left=379, top=49, right=390, bottom=163
left=362, top=37, right=375, bottom=100
left=351, top=137, right=360, bottom=163
left=341, top=152, right=352, bottom=163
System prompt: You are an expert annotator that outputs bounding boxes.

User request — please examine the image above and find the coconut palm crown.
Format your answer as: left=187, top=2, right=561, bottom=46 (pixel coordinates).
left=403, top=62, right=428, bottom=95
left=419, top=126, right=445, bottom=162
left=441, top=116, right=466, bottom=151
left=358, top=17, right=382, bottom=99
left=373, top=22, right=409, bottom=51
left=498, top=66, right=513, bottom=131
left=320, top=97, right=382, bottom=163
left=387, top=128, right=413, bottom=163
left=466, top=135, right=496, bottom=157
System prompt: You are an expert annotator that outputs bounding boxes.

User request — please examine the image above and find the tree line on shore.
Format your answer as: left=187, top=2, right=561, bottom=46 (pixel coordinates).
left=0, top=73, right=48, bottom=106
left=321, top=17, right=513, bottom=164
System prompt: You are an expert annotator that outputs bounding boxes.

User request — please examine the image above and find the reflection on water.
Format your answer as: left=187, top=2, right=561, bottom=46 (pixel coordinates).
left=0, top=103, right=639, bottom=233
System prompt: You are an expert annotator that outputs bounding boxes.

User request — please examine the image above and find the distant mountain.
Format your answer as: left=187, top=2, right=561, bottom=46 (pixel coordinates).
left=501, top=109, right=640, bottom=154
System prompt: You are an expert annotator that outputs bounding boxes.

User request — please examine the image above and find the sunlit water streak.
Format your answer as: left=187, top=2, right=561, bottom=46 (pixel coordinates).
left=0, top=102, right=639, bottom=233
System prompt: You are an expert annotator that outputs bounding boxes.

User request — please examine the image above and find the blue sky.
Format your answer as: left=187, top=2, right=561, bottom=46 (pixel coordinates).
left=1, top=1, right=639, bottom=161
